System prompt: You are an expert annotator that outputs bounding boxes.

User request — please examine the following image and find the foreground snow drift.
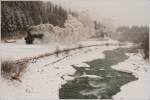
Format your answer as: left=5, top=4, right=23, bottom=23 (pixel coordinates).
left=112, top=53, right=150, bottom=100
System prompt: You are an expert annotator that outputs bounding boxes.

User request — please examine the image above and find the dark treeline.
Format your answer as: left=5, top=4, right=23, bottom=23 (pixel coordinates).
left=116, top=26, right=149, bottom=59
left=141, top=31, right=149, bottom=60
left=116, top=26, right=149, bottom=43
left=1, top=1, right=68, bottom=39
left=94, top=21, right=111, bottom=38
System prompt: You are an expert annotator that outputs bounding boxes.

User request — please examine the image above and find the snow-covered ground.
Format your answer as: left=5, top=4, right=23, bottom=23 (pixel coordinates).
left=0, top=38, right=121, bottom=61
left=112, top=53, right=150, bottom=100
left=0, top=39, right=149, bottom=100
left=0, top=39, right=119, bottom=99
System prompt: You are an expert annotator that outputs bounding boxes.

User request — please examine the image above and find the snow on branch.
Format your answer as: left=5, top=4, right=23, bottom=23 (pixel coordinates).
left=27, top=12, right=95, bottom=44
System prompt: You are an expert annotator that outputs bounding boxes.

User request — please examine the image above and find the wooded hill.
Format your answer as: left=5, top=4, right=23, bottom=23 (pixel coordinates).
left=1, top=1, right=68, bottom=39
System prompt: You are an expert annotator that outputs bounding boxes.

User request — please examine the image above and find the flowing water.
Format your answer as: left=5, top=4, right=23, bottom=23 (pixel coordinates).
left=59, top=48, right=138, bottom=99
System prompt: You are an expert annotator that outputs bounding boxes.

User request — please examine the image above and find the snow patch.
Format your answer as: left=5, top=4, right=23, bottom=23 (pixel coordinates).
left=73, top=63, right=90, bottom=68
left=79, top=75, right=103, bottom=79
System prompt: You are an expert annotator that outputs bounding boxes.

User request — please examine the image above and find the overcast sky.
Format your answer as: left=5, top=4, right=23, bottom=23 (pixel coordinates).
left=49, top=0, right=150, bottom=26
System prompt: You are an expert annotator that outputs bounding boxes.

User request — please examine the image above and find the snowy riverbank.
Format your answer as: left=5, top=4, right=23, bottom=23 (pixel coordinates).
left=112, top=53, right=150, bottom=100
left=0, top=38, right=120, bottom=61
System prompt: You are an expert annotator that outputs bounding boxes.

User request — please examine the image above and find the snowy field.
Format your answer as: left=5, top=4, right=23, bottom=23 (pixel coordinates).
left=0, top=39, right=149, bottom=100
left=0, top=38, right=120, bottom=61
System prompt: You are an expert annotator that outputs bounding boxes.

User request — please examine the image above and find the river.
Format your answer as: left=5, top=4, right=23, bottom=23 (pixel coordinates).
left=59, top=47, right=138, bottom=99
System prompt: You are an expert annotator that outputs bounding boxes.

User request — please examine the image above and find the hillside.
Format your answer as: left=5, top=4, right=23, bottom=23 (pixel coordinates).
left=1, top=1, right=68, bottom=39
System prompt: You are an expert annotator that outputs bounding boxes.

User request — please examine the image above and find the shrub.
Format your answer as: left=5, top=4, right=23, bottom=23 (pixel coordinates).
left=141, top=32, right=149, bottom=60
left=1, top=60, right=28, bottom=80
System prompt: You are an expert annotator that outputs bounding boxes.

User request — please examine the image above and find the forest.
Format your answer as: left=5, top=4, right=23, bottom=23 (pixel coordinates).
left=1, top=1, right=68, bottom=39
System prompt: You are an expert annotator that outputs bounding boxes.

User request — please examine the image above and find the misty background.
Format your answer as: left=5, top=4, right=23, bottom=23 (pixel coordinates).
left=49, top=0, right=150, bottom=27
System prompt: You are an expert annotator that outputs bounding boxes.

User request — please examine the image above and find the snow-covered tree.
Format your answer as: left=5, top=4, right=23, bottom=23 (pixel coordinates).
left=1, top=1, right=68, bottom=39
left=26, top=14, right=95, bottom=44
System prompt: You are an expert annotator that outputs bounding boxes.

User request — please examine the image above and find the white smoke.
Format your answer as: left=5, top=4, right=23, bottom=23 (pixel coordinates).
left=30, top=12, right=95, bottom=44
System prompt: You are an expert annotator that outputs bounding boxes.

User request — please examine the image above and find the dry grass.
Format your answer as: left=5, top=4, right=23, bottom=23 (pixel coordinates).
left=1, top=60, right=28, bottom=80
